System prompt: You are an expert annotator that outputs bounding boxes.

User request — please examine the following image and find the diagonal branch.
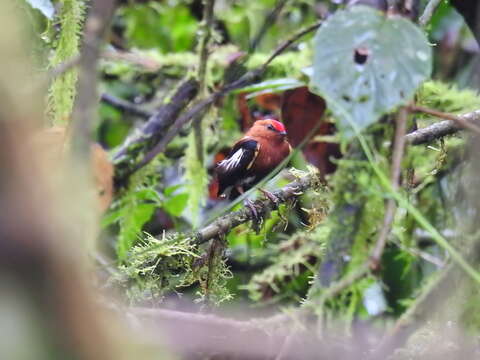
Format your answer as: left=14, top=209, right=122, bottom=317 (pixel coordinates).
left=193, top=171, right=319, bottom=245
left=418, top=0, right=442, bottom=27
left=100, top=93, right=153, bottom=119
left=249, top=0, right=290, bottom=52
left=409, top=105, right=480, bottom=135
left=113, top=78, right=199, bottom=184
left=405, top=108, right=480, bottom=145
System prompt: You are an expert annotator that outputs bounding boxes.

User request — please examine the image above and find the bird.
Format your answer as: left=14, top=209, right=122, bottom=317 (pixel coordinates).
left=215, top=119, right=291, bottom=206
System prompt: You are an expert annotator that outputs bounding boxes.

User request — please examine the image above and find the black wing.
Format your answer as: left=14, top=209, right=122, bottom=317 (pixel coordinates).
left=216, top=139, right=259, bottom=198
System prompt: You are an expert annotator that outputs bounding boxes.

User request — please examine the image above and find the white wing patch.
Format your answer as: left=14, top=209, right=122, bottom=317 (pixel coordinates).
left=218, top=148, right=244, bottom=171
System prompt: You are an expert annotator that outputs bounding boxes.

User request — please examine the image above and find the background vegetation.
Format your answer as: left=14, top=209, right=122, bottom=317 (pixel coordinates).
left=3, top=0, right=480, bottom=358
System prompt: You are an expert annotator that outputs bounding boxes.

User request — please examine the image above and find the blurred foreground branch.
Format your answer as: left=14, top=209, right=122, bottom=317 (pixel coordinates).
left=131, top=307, right=319, bottom=359
left=71, top=0, right=116, bottom=157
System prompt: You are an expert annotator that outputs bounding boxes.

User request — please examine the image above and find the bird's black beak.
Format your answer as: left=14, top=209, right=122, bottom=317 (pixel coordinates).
left=279, top=131, right=287, bottom=136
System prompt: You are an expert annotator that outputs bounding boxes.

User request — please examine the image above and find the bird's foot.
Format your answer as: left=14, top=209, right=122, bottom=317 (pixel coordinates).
left=244, top=198, right=263, bottom=233
left=259, top=188, right=280, bottom=207
left=244, top=199, right=260, bottom=220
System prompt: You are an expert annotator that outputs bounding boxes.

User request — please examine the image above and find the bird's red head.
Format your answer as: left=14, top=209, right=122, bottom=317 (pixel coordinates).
left=246, top=119, right=288, bottom=142
left=268, top=119, right=287, bottom=134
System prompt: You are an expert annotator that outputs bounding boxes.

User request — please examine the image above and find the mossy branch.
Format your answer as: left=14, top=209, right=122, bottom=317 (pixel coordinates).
left=71, top=0, right=116, bottom=157
left=193, top=171, right=321, bottom=244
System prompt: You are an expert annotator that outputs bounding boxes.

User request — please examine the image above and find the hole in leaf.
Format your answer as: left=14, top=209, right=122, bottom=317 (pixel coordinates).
left=354, top=47, right=370, bottom=65
left=342, top=95, right=352, bottom=102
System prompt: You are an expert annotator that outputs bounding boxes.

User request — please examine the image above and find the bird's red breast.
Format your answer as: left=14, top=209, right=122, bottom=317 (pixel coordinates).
left=248, top=136, right=291, bottom=177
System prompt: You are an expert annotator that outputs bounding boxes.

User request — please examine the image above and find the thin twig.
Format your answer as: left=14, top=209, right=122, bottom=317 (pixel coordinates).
left=100, top=93, right=153, bottom=118
left=250, top=0, right=290, bottom=52
left=393, top=240, right=446, bottom=268
left=370, top=107, right=408, bottom=267
left=409, top=105, right=480, bottom=135
left=419, top=0, right=443, bottom=27
left=263, top=21, right=322, bottom=68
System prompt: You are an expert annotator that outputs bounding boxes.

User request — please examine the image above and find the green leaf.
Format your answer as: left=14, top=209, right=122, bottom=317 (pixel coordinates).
left=117, top=203, right=156, bottom=261
left=164, top=184, right=183, bottom=197
left=134, top=188, right=162, bottom=203
left=164, top=193, right=189, bottom=217
left=101, top=208, right=124, bottom=228
left=310, top=6, right=432, bottom=138
left=25, top=0, right=54, bottom=19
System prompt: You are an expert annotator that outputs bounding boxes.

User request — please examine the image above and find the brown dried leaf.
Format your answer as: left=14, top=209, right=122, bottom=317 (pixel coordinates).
left=31, top=127, right=113, bottom=213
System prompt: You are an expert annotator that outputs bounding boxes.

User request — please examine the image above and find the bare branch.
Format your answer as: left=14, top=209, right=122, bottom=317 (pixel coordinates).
left=405, top=108, right=480, bottom=145
left=100, top=93, right=153, bottom=119
left=250, top=0, right=290, bottom=52
left=263, top=20, right=322, bottom=68
left=409, top=105, right=480, bottom=135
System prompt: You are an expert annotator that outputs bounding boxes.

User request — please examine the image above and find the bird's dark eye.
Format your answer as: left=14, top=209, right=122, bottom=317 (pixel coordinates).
left=267, top=124, right=275, bottom=131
